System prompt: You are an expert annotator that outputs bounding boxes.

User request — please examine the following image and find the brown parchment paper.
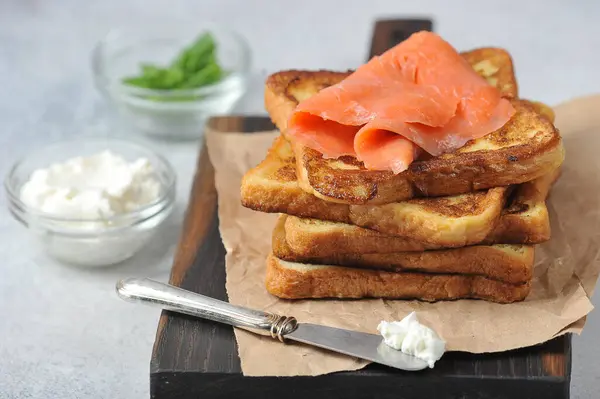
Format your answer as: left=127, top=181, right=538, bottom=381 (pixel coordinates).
left=205, top=95, right=600, bottom=377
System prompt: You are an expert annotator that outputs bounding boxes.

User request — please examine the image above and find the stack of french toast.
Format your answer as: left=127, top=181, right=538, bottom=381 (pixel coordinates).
left=241, top=46, right=564, bottom=304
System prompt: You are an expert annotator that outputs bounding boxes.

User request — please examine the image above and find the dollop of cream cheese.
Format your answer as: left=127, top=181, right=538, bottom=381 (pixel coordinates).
left=377, top=312, right=446, bottom=368
left=20, top=150, right=161, bottom=220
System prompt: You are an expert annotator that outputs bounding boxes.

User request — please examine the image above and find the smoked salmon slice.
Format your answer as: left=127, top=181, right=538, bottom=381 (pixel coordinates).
left=287, top=31, right=516, bottom=174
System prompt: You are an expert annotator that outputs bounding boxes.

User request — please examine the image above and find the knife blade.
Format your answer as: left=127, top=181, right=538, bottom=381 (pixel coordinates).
left=116, top=278, right=428, bottom=371
left=287, top=323, right=428, bottom=370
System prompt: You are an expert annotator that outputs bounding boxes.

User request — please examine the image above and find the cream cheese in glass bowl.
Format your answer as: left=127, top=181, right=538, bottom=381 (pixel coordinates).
left=5, top=137, right=176, bottom=267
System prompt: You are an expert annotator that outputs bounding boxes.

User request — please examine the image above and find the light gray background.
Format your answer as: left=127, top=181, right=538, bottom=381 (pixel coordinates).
left=0, top=1, right=598, bottom=398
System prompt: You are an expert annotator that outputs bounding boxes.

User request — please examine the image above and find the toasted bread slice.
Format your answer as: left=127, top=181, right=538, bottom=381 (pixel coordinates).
left=272, top=216, right=534, bottom=284
left=266, top=254, right=531, bottom=303
left=523, top=100, right=555, bottom=123
left=461, top=48, right=517, bottom=97
left=241, top=136, right=555, bottom=245
left=283, top=168, right=558, bottom=256
left=241, top=135, right=352, bottom=223
left=348, top=166, right=559, bottom=240
left=483, top=168, right=558, bottom=244
left=265, top=50, right=564, bottom=205
left=283, top=215, right=440, bottom=253
left=281, top=95, right=563, bottom=205
left=347, top=187, right=510, bottom=245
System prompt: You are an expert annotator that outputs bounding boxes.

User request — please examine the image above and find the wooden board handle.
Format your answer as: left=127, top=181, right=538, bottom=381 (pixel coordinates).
left=369, top=18, right=434, bottom=59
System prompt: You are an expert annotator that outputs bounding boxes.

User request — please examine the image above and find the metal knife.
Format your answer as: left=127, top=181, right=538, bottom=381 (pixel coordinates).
left=116, top=278, right=428, bottom=371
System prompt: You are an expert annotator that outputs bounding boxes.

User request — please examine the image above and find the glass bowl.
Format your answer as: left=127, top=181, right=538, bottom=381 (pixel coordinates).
left=4, top=137, right=176, bottom=267
left=92, top=24, right=250, bottom=140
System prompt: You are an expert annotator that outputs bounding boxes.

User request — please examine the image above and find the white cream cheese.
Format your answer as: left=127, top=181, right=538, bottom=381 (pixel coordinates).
left=20, top=150, right=161, bottom=220
left=377, top=312, right=446, bottom=368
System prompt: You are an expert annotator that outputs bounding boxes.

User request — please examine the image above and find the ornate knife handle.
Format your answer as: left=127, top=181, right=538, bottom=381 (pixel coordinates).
left=116, top=278, right=297, bottom=342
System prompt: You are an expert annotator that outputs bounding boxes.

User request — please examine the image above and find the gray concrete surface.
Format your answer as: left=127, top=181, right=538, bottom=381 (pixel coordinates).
left=0, top=0, right=598, bottom=397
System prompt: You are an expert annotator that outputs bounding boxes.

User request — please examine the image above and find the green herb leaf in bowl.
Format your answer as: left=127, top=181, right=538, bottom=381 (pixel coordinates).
left=180, top=61, right=223, bottom=89
left=122, top=32, right=224, bottom=98
left=173, top=33, right=216, bottom=74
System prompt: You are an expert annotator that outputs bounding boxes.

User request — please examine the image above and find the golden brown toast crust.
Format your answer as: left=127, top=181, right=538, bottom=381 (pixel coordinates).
left=523, top=100, right=555, bottom=123
left=290, top=100, right=563, bottom=204
left=264, top=70, right=350, bottom=131
left=240, top=136, right=352, bottom=222
left=482, top=168, right=558, bottom=244
left=266, top=254, right=531, bottom=303
left=283, top=215, right=439, bottom=253
left=345, top=163, right=559, bottom=241
left=241, top=136, right=553, bottom=246
left=461, top=48, right=518, bottom=97
left=272, top=216, right=534, bottom=284
left=284, top=209, right=549, bottom=254
left=265, top=48, right=564, bottom=205
left=283, top=167, right=557, bottom=257
left=348, top=187, right=510, bottom=245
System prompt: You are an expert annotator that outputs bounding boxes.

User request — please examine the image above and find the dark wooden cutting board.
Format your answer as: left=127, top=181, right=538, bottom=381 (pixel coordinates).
left=149, top=20, right=572, bottom=399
